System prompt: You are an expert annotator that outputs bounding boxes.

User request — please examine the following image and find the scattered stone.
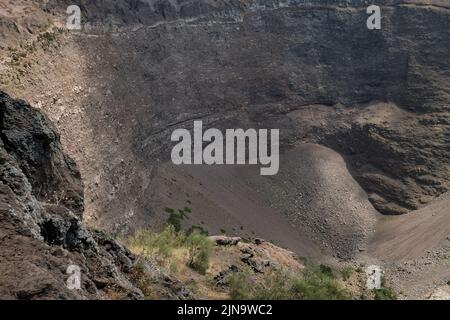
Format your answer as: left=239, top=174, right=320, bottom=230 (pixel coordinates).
left=242, top=255, right=265, bottom=273
left=214, top=265, right=241, bottom=287
left=209, top=236, right=241, bottom=246
left=240, top=246, right=255, bottom=255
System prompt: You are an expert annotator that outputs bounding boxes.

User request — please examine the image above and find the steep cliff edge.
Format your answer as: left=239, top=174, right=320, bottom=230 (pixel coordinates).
left=0, top=91, right=195, bottom=299
left=0, top=91, right=136, bottom=298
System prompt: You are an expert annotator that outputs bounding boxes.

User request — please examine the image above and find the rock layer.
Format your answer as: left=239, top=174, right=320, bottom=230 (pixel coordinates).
left=0, top=0, right=449, bottom=248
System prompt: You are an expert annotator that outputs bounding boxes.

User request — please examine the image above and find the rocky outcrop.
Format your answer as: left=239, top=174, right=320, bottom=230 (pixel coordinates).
left=0, top=92, right=84, bottom=215
left=0, top=91, right=138, bottom=299
left=0, top=91, right=190, bottom=299
left=209, top=235, right=241, bottom=246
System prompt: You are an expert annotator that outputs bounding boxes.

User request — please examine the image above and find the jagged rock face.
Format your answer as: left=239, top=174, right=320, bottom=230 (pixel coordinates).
left=0, top=91, right=309, bottom=299
left=0, top=91, right=128, bottom=299
left=0, top=91, right=193, bottom=300
left=0, top=92, right=84, bottom=215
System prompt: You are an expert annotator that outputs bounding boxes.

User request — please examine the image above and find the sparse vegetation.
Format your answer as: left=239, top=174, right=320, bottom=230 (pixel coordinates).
left=319, top=264, right=334, bottom=277
left=164, top=207, right=175, bottom=214
left=37, top=31, right=58, bottom=49
left=126, top=220, right=212, bottom=275
left=253, top=271, right=296, bottom=300
left=228, top=264, right=351, bottom=300
left=341, top=266, right=354, bottom=281
left=373, top=287, right=397, bottom=300
left=373, top=278, right=397, bottom=300
left=186, top=232, right=213, bottom=274
left=229, top=270, right=254, bottom=300
left=127, top=224, right=185, bottom=259
left=296, top=256, right=308, bottom=264
left=187, top=225, right=208, bottom=236
left=124, top=210, right=376, bottom=300
left=165, top=207, right=190, bottom=231
left=292, top=266, right=351, bottom=300
left=128, top=258, right=157, bottom=299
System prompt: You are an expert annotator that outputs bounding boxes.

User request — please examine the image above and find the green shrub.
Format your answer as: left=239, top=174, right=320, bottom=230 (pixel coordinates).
left=228, top=266, right=351, bottom=300
left=187, top=225, right=208, bottom=236
left=186, top=232, right=213, bottom=274
left=164, top=207, right=175, bottom=214
left=253, top=271, right=295, bottom=300
left=229, top=271, right=254, bottom=300
left=296, top=256, right=308, bottom=264
left=165, top=207, right=189, bottom=231
left=319, top=265, right=334, bottom=278
left=373, top=285, right=397, bottom=300
left=129, top=258, right=156, bottom=299
left=371, top=276, right=397, bottom=300
left=292, top=266, right=351, bottom=300
left=167, top=213, right=182, bottom=231
left=341, top=266, right=354, bottom=281
left=128, top=225, right=185, bottom=258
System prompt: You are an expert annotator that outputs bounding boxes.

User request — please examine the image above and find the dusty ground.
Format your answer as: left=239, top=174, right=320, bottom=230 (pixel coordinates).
left=364, top=192, right=450, bottom=299
left=149, top=143, right=379, bottom=260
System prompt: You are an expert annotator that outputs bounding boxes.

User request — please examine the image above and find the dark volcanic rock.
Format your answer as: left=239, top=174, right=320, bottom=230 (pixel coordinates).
left=214, top=265, right=241, bottom=286
left=0, top=91, right=139, bottom=299
left=210, top=235, right=241, bottom=246
left=0, top=91, right=189, bottom=299
left=0, top=92, right=84, bottom=215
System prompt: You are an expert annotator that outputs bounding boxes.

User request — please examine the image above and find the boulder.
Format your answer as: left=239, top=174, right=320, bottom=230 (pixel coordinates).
left=209, top=235, right=241, bottom=246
